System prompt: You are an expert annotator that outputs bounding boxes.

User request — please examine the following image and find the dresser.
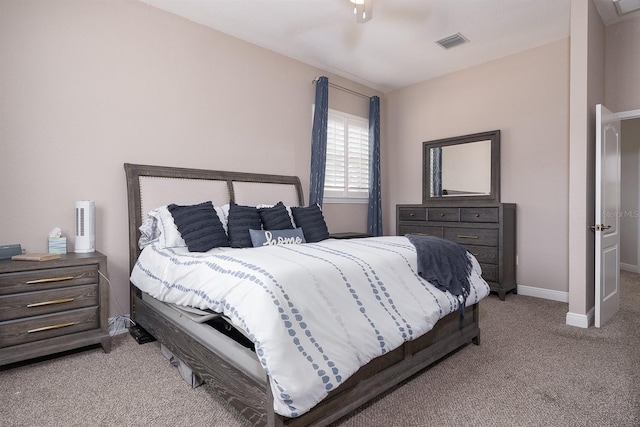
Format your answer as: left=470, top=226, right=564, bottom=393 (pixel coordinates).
left=0, top=252, right=111, bottom=366
left=397, top=203, right=516, bottom=300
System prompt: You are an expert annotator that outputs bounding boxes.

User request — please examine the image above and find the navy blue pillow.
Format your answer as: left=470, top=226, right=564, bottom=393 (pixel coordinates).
left=291, top=204, right=330, bottom=243
left=167, top=201, right=229, bottom=252
left=227, top=202, right=262, bottom=248
left=258, top=202, right=294, bottom=230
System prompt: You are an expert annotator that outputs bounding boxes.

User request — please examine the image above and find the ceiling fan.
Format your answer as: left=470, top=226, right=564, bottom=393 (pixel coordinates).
left=350, top=0, right=373, bottom=23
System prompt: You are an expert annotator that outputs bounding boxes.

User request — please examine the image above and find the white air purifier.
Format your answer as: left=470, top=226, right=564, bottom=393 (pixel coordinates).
left=75, top=200, right=95, bottom=253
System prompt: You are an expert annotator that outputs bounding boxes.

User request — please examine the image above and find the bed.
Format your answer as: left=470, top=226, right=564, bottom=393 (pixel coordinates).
left=124, top=163, right=488, bottom=426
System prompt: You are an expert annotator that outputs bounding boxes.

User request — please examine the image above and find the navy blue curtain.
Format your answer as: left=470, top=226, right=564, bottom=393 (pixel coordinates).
left=367, top=96, right=382, bottom=236
left=309, top=76, right=329, bottom=206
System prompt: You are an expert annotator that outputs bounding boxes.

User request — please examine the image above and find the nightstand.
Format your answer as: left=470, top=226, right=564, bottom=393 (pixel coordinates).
left=330, top=232, right=373, bottom=239
left=0, top=252, right=111, bottom=366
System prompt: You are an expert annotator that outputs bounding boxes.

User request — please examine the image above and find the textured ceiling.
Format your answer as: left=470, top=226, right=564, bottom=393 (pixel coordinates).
left=139, top=0, right=637, bottom=93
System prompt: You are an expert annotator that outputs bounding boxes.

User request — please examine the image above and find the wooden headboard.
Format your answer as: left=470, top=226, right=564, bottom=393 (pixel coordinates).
left=124, top=163, right=304, bottom=274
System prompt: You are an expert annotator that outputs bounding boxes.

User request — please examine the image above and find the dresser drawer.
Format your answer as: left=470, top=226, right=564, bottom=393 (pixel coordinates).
left=460, top=207, right=499, bottom=223
left=464, top=245, right=498, bottom=265
left=480, top=264, right=498, bottom=282
left=427, top=208, right=459, bottom=222
left=0, top=265, right=99, bottom=295
left=443, top=227, right=498, bottom=246
left=0, top=284, right=98, bottom=322
left=398, top=207, right=426, bottom=221
left=0, top=306, right=99, bottom=348
left=398, top=225, right=443, bottom=238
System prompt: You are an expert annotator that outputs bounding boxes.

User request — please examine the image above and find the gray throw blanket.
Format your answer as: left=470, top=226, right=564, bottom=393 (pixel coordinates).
left=405, top=234, right=472, bottom=319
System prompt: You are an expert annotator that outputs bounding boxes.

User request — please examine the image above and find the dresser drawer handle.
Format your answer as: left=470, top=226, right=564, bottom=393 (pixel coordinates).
left=28, top=322, right=76, bottom=333
left=457, top=234, right=479, bottom=239
left=27, top=298, right=75, bottom=308
left=409, top=212, right=415, bottom=217
left=475, top=214, right=480, bottom=217
left=440, top=213, right=445, bottom=217
left=26, top=276, right=74, bottom=285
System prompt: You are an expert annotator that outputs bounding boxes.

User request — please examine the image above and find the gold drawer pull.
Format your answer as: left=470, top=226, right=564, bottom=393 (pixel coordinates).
left=458, top=234, right=479, bottom=239
left=28, top=322, right=76, bottom=333
left=26, top=276, right=74, bottom=284
left=27, top=298, right=74, bottom=308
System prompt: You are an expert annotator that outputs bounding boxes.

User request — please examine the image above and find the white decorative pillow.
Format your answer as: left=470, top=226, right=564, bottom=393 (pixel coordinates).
left=218, top=204, right=230, bottom=233
left=138, top=204, right=230, bottom=249
left=139, top=206, right=186, bottom=249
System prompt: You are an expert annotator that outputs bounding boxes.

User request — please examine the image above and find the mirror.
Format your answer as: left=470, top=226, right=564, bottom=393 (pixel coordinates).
left=422, top=130, right=500, bottom=204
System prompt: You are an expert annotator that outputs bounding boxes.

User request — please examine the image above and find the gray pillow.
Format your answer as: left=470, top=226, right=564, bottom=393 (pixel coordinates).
left=249, top=228, right=306, bottom=247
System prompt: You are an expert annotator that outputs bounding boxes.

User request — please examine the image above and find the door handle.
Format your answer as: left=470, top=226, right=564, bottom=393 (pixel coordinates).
left=590, top=224, right=612, bottom=231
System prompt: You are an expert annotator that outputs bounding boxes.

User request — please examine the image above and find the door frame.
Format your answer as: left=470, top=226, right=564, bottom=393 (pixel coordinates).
left=597, top=108, right=640, bottom=326
left=617, top=110, right=640, bottom=276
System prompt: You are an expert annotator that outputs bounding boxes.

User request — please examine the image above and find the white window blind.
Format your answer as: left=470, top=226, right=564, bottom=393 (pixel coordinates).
left=324, top=109, right=370, bottom=201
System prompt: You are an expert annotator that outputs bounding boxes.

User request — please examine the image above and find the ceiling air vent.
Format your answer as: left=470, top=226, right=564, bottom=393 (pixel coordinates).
left=614, top=0, right=640, bottom=16
left=435, top=33, right=469, bottom=50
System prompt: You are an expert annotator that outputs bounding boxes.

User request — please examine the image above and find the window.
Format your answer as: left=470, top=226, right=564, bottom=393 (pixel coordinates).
left=323, top=109, right=370, bottom=202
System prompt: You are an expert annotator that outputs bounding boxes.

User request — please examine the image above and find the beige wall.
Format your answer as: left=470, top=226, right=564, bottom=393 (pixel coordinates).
left=0, top=0, right=379, bottom=317
left=605, top=16, right=640, bottom=112
left=384, top=39, right=570, bottom=294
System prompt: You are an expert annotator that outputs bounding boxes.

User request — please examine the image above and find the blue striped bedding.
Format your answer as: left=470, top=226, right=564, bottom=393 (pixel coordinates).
left=130, top=236, right=490, bottom=418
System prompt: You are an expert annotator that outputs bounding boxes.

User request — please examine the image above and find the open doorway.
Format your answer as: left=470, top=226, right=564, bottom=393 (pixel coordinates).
left=620, top=117, right=640, bottom=273
left=595, top=107, right=640, bottom=327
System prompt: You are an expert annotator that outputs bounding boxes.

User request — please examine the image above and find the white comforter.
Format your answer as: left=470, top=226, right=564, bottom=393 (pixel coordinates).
left=130, top=236, right=490, bottom=418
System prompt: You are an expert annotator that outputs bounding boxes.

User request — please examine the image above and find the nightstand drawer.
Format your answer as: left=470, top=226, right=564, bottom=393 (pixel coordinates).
left=0, top=306, right=99, bottom=348
left=443, top=227, right=498, bottom=246
left=0, top=265, right=99, bottom=295
left=398, top=207, right=426, bottom=221
left=0, top=284, right=98, bottom=322
left=460, top=207, right=499, bottom=223
left=427, top=208, right=459, bottom=222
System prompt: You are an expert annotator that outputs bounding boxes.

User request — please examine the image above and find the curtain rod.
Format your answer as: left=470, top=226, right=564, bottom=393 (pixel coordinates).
left=313, top=77, right=371, bottom=100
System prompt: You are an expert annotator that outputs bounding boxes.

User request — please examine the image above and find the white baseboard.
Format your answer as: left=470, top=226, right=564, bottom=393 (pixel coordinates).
left=620, top=263, right=638, bottom=273
left=516, top=285, right=569, bottom=303
left=566, top=306, right=593, bottom=328
left=517, top=285, right=593, bottom=328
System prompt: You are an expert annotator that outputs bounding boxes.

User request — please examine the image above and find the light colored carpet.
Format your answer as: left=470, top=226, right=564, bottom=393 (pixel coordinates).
left=1, top=272, right=638, bottom=427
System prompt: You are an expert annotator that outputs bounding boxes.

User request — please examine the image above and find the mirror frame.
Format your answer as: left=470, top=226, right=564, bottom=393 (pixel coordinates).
left=422, top=130, right=500, bottom=204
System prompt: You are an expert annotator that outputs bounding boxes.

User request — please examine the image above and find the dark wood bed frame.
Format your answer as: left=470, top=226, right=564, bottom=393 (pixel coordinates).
left=125, top=163, right=481, bottom=427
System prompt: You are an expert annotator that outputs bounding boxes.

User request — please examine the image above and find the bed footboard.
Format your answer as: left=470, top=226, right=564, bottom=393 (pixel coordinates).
left=133, top=291, right=479, bottom=427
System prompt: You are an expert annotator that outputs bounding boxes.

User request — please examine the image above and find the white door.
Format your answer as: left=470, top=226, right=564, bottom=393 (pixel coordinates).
left=594, top=104, right=621, bottom=328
